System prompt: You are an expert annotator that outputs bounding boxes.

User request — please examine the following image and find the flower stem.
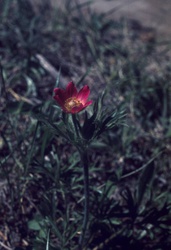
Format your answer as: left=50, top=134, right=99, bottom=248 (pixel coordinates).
left=79, top=149, right=89, bottom=249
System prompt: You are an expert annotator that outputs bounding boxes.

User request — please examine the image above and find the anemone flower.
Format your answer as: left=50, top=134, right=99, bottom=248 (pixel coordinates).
left=53, top=81, right=92, bottom=114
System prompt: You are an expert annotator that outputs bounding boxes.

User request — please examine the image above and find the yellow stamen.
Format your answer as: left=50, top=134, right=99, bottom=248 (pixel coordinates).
left=64, top=97, right=81, bottom=112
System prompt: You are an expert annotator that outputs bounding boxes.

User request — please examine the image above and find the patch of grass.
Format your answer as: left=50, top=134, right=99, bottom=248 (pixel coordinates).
left=0, top=0, right=171, bottom=249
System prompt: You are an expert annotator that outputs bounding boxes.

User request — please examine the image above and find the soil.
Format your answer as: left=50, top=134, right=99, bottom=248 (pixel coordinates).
left=52, top=0, right=171, bottom=40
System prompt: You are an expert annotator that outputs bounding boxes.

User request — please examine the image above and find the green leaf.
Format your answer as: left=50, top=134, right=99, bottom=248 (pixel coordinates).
left=121, top=187, right=137, bottom=219
left=31, top=109, right=67, bottom=139
left=28, top=219, right=41, bottom=231
left=76, top=67, right=91, bottom=87
left=46, top=229, right=50, bottom=250
left=135, top=161, right=155, bottom=207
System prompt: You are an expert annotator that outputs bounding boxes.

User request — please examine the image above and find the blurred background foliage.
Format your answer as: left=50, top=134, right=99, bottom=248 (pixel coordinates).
left=0, top=0, right=171, bottom=249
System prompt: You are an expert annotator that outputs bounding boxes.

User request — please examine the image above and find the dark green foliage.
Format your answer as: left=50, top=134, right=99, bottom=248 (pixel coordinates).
left=0, top=0, right=171, bottom=249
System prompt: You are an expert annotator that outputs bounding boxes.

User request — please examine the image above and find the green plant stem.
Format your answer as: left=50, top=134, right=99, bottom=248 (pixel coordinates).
left=79, top=149, right=89, bottom=249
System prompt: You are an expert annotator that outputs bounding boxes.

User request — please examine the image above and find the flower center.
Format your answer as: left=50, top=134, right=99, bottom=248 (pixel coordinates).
left=64, top=97, right=81, bottom=112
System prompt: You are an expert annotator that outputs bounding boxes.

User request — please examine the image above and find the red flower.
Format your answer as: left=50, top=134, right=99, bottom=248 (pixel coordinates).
left=53, top=82, right=93, bottom=114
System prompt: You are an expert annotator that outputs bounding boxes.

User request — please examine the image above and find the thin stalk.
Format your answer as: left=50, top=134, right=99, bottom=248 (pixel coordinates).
left=72, top=114, right=80, bottom=138
left=79, top=149, right=89, bottom=249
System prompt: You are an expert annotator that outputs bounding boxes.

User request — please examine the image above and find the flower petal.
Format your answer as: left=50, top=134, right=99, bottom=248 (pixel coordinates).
left=71, top=104, right=84, bottom=114
left=53, top=95, right=65, bottom=109
left=54, top=88, right=66, bottom=101
left=84, top=100, right=93, bottom=107
left=65, top=82, right=77, bottom=98
left=77, top=85, right=90, bottom=104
